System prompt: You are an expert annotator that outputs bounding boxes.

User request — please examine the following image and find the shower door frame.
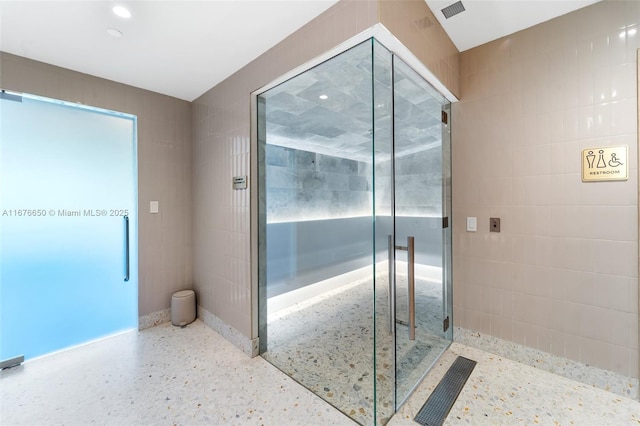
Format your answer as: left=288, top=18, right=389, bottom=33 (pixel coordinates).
left=250, top=25, right=458, bottom=422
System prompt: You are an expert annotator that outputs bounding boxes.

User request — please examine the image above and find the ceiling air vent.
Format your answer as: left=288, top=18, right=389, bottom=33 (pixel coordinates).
left=441, top=1, right=465, bottom=19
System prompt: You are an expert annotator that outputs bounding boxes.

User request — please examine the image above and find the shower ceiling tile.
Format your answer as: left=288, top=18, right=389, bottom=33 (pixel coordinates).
left=262, top=43, right=446, bottom=163
left=373, top=61, right=393, bottom=87
left=297, top=106, right=352, bottom=133
left=297, top=83, right=360, bottom=114
left=267, top=92, right=317, bottom=115
left=395, top=98, right=428, bottom=122
left=343, top=101, right=372, bottom=124
left=266, top=72, right=320, bottom=98
left=394, top=78, right=432, bottom=105
left=345, top=79, right=375, bottom=106
left=319, top=61, right=369, bottom=90
left=267, top=123, right=306, bottom=140
left=302, top=123, right=346, bottom=139
left=402, top=113, right=441, bottom=131
left=266, top=109, right=305, bottom=128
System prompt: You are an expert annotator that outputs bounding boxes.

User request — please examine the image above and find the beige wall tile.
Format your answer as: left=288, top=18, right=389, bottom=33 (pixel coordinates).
left=453, top=0, right=639, bottom=379
left=580, top=336, right=612, bottom=371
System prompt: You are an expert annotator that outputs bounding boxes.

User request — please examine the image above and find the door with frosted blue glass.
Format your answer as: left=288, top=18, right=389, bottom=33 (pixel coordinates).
left=0, top=93, right=138, bottom=362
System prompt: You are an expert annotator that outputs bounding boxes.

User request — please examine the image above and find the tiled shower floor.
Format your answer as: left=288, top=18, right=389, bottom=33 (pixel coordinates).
left=2, top=319, right=639, bottom=425
left=263, top=274, right=449, bottom=425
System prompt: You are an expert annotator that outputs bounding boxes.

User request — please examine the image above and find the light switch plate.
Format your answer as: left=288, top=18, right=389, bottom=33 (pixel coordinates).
left=150, top=201, right=159, bottom=214
left=466, top=217, right=477, bottom=232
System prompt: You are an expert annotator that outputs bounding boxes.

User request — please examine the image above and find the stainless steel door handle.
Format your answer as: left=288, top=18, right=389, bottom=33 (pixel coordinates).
left=124, top=215, right=130, bottom=282
left=391, top=235, right=416, bottom=340
left=407, top=236, right=415, bottom=340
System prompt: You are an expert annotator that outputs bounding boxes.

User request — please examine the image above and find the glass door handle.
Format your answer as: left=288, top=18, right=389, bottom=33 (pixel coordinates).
left=388, top=235, right=395, bottom=335
left=407, top=236, right=415, bottom=341
left=124, top=216, right=130, bottom=282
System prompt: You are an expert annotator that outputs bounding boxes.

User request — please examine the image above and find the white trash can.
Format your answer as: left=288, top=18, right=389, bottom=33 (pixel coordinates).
left=171, top=290, right=196, bottom=326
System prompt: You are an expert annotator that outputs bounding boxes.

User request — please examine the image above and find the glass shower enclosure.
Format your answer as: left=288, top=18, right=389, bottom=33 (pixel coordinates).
left=257, top=39, right=452, bottom=425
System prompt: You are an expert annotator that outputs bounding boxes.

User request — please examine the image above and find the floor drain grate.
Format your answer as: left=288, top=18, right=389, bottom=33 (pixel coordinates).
left=414, top=356, right=476, bottom=426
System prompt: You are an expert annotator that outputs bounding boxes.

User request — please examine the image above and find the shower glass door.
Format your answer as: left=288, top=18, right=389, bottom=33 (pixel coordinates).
left=0, top=93, right=138, bottom=362
left=391, top=57, right=452, bottom=405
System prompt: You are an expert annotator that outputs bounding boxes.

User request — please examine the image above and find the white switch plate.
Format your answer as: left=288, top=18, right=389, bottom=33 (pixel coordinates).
left=466, top=217, right=477, bottom=232
left=150, top=201, right=159, bottom=214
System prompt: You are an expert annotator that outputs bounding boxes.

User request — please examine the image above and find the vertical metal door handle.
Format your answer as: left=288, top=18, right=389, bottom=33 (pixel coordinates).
left=408, top=236, right=415, bottom=340
left=124, top=215, right=130, bottom=282
left=388, top=235, right=395, bottom=335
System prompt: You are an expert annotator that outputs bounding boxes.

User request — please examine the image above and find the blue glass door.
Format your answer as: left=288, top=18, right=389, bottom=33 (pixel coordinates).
left=0, top=93, right=138, bottom=361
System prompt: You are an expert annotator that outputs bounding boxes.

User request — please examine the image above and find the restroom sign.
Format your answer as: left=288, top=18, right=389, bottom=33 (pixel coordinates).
left=581, top=146, right=628, bottom=182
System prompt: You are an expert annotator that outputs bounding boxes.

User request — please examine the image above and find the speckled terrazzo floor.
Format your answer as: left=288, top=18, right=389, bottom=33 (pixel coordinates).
left=391, top=343, right=640, bottom=426
left=0, top=320, right=352, bottom=426
left=263, top=274, right=450, bottom=425
left=2, top=319, right=639, bottom=426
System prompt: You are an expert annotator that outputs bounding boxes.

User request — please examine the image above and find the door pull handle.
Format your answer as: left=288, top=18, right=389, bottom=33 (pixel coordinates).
left=124, top=215, right=130, bottom=282
left=388, top=235, right=395, bottom=335
left=407, top=236, right=415, bottom=340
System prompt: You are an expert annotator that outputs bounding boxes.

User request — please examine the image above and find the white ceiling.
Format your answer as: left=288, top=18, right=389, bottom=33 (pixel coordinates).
left=425, top=0, right=601, bottom=52
left=0, top=0, right=340, bottom=101
left=0, top=0, right=601, bottom=102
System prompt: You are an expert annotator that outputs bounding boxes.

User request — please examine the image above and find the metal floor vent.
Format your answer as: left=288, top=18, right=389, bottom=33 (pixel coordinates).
left=414, top=356, right=477, bottom=426
left=441, top=1, right=465, bottom=19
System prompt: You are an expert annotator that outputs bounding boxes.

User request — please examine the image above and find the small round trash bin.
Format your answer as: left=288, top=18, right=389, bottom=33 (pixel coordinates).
left=171, top=290, right=196, bottom=326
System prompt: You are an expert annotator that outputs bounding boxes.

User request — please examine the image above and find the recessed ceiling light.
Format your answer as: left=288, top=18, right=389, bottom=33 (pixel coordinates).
left=112, top=5, right=131, bottom=19
left=319, top=94, right=328, bottom=100
left=106, top=28, right=123, bottom=37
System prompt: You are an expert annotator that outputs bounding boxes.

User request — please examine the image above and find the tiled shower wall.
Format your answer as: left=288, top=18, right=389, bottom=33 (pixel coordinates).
left=452, top=0, right=639, bottom=378
left=0, top=53, right=193, bottom=319
left=192, top=0, right=459, bottom=343
left=266, top=146, right=444, bottom=221
left=265, top=145, right=371, bottom=222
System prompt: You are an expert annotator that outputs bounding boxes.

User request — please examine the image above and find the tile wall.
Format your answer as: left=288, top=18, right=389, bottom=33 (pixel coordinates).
left=0, top=53, right=193, bottom=319
left=452, top=0, right=639, bottom=378
left=264, top=146, right=445, bottom=221
left=265, top=146, right=371, bottom=222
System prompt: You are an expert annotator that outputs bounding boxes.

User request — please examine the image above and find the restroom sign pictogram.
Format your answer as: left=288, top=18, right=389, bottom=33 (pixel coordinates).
left=581, top=146, right=628, bottom=182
